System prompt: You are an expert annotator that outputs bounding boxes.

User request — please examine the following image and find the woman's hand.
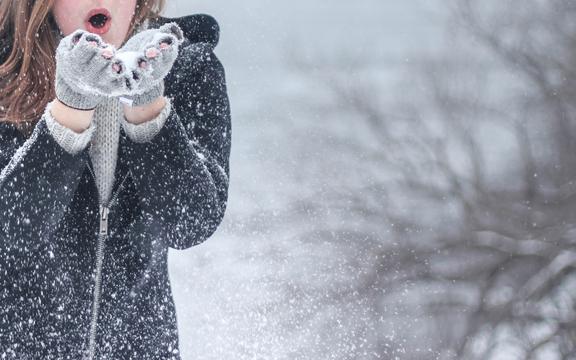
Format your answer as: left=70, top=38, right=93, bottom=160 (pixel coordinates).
left=122, top=96, right=166, bottom=125
left=54, top=30, right=124, bottom=110
left=53, top=23, right=184, bottom=128
left=114, top=22, right=184, bottom=107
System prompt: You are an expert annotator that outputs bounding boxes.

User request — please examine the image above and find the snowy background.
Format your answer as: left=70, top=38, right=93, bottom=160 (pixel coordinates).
left=165, top=0, right=446, bottom=358
left=164, top=1, right=576, bottom=359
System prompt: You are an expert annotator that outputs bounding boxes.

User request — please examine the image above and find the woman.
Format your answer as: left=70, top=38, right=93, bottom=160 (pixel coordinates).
left=0, top=0, right=231, bottom=358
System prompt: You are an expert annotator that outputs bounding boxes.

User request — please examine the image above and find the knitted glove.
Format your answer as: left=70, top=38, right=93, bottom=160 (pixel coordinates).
left=55, top=30, right=124, bottom=110
left=115, top=22, right=184, bottom=107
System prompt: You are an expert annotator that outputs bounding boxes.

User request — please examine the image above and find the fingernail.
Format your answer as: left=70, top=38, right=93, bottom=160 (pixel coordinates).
left=101, top=49, right=114, bottom=59
left=146, top=48, right=159, bottom=58
left=112, top=63, right=122, bottom=73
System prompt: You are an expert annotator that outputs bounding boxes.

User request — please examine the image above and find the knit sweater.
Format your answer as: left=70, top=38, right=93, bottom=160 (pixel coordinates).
left=44, top=96, right=171, bottom=205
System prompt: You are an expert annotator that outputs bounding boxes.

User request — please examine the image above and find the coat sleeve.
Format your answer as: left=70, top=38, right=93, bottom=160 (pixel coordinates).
left=121, top=43, right=231, bottom=250
left=0, top=110, right=91, bottom=244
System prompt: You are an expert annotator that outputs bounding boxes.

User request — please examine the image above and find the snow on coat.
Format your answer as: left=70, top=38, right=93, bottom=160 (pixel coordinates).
left=0, top=14, right=231, bottom=360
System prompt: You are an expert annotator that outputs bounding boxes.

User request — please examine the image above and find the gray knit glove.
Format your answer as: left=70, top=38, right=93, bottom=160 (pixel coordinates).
left=55, top=30, right=124, bottom=110
left=115, top=23, right=184, bottom=107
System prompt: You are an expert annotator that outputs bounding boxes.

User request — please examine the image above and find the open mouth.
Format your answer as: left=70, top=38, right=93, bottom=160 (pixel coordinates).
left=90, top=13, right=108, bottom=28
left=85, top=8, right=112, bottom=35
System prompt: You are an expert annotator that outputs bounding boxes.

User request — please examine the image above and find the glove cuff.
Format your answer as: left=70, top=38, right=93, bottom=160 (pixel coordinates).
left=55, top=75, right=100, bottom=111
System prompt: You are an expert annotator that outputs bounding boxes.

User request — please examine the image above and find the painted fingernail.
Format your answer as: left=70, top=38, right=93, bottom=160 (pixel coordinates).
left=101, top=49, right=114, bottom=59
left=146, top=48, right=160, bottom=58
left=112, top=62, right=123, bottom=73
left=138, top=58, right=148, bottom=69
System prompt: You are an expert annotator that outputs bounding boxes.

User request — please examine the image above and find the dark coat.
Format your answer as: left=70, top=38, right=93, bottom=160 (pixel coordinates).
left=0, top=14, right=231, bottom=359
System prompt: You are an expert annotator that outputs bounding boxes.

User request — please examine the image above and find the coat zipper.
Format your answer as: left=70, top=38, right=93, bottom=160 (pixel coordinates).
left=85, top=161, right=131, bottom=360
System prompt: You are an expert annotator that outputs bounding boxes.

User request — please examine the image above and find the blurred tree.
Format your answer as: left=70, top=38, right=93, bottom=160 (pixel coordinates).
left=283, top=0, right=576, bottom=359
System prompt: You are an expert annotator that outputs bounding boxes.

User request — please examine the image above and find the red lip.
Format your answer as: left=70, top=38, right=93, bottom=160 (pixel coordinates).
left=84, top=8, right=112, bottom=35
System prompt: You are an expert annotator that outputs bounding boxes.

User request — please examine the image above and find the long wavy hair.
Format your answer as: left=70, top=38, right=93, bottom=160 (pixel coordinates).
left=0, top=0, right=166, bottom=137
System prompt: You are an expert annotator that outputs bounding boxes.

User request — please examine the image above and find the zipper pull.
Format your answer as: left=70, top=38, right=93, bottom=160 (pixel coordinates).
left=99, top=205, right=109, bottom=236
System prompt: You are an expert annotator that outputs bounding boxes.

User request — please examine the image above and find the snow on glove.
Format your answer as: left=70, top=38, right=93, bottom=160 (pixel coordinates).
left=55, top=30, right=126, bottom=110
left=115, top=22, right=184, bottom=107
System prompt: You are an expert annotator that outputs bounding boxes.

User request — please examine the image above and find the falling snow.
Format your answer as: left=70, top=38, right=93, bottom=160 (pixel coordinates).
left=3, top=0, right=575, bottom=359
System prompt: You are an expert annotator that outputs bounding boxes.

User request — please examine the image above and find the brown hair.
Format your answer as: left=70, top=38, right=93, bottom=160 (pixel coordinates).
left=0, top=0, right=166, bottom=137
